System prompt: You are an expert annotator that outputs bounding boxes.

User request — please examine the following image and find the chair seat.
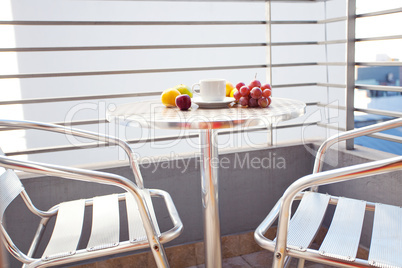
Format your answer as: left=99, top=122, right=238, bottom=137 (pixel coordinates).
left=41, top=190, right=160, bottom=262
left=282, top=191, right=402, bottom=267
left=255, top=118, right=402, bottom=268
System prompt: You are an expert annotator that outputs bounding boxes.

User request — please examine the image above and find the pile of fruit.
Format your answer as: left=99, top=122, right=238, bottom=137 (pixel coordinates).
left=161, top=79, right=272, bottom=110
left=231, top=79, right=272, bottom=108
left=161, top=84, right=193, bottom=111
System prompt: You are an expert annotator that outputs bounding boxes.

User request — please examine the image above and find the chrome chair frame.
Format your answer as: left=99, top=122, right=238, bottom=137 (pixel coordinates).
left=0, top=119, right=183, bottom=268
left=255, top=117, right=402, bottom=268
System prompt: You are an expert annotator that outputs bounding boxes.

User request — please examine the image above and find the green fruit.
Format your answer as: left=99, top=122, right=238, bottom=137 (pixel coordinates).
left=174, top=84, right=193, bottom=98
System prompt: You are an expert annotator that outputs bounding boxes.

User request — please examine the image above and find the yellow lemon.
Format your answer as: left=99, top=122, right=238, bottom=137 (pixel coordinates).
left=174, top=84, right=193, bottom=98
left=230, top=88, right=237, bottom=98
left=161, top=88, right=181, bottom=107
left=225, top=81, right=234, bottom=97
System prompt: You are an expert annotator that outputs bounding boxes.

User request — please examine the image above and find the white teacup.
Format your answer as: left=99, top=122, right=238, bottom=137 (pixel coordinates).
left=191, top=79, right=226, bottom=102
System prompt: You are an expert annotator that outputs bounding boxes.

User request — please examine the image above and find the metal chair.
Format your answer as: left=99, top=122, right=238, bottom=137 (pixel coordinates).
left=255, top=117, right=402, bottom=268
left=0, top=119, right=183, bottom=268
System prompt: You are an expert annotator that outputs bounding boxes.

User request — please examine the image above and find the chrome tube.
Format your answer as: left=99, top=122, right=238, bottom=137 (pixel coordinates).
left=1, top=224, right=35, bottom=264
left=254, top=198, right=282, bottom=252
left=149, top=189, right=184, bottom=244
left=27, top=239, right=162, bottom=268
left=4, top=122, right=315, bottom=157
left=282, top=248, right=370, bottom=268
left=199, top=129, right=222, bottom=268
left=313, top=118, right=402, bottom=174
left=26, top=218, right=50, bottom=259
left=20, top=190, right=58, bottom=218
left=272, top=156, right=402, bottom=267
left=0, top=119, right=145, bottom=188
left=254, top=193, right=304, bottom=252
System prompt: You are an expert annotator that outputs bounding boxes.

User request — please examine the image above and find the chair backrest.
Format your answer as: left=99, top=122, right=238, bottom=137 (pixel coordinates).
left=0, top=148, right=32, bottom=265
left=0, top=148, right=24, bottom=223
left=0, top=170, right=24, bottom=222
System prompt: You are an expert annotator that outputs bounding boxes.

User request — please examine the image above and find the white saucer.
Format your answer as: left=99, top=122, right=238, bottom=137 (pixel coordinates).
left=192, top=97, right=236, bottom=109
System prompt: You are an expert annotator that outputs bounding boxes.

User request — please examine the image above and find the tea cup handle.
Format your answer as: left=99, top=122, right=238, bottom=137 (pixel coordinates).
left=191, top=83, right=201, bottom=97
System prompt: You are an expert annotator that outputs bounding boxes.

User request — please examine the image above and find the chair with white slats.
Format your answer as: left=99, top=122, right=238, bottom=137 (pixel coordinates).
left=255, top=117, right=402, bottom=268
left=0, top=119, right=183, bottom=268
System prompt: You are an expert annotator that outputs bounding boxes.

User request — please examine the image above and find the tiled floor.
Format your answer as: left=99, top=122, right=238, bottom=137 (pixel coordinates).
left=73, top=229, right=339, bottom=268
left=187, top=250, right=333, bottom=268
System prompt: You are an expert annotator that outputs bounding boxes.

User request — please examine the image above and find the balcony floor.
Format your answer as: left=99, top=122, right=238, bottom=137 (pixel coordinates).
left=188, top=250, right=332, bottom=268
left=74, top=230, right=336, bottom=268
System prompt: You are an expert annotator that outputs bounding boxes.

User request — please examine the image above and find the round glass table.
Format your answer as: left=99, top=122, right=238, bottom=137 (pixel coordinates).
left=108, top=97, right=306, bottom=268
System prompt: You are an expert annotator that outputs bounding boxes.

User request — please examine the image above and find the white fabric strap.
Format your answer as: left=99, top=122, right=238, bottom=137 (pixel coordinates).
left=319, top=197, right=366, bottom=261
left=87, top=194, right=120, bottom=251
left=0, top=170, right=23, bottom=221
left=369, top=203, right=402, bottom=268
left=42, top=199, right=86, bottom=260
left=126, top=190, right=160, bottom=243
left=285, top=192, right=330, bottom=251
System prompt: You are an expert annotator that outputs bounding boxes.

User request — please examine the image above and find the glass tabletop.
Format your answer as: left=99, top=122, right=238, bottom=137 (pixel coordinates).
left=107, top=97, right=306, bottom=130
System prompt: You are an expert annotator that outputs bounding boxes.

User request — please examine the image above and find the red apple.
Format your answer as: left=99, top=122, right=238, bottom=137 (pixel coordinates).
left=175, top=95, right=191, bottom=110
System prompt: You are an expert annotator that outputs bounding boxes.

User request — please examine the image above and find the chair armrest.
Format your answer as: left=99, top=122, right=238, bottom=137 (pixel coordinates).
left=0, top=154, right=147, bottom=214
left=313, top=117, right=402, bottom=174
left=0, top=119, right=145, bottom=187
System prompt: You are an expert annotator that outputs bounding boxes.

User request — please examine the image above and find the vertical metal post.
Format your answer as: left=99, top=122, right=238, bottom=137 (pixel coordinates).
left=267, top=123, right=273, bottom=147
left=265, top=0, right=273, bottom=85
left=346, top=0, right=356, bottom=149
left=199, top=129, right=222, bottom=268
left=266, top=0, right=273, bottom=146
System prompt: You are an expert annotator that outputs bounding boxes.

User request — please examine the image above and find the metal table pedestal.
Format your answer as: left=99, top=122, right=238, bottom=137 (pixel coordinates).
left=200, top=129, right=222, bottom=267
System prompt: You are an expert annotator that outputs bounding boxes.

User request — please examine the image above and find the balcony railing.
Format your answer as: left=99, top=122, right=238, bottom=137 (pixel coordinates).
left=0, top=1, right=401, bottom=267
left=0, top=0, right=401, bottom=164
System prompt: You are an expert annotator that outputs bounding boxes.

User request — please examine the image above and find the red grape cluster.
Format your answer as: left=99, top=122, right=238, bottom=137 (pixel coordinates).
left=233, top=79, right=272, bottom=108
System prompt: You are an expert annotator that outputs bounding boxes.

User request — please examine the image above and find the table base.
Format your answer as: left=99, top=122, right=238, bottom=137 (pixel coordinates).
left=199, top=129, right=222, bottom=268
